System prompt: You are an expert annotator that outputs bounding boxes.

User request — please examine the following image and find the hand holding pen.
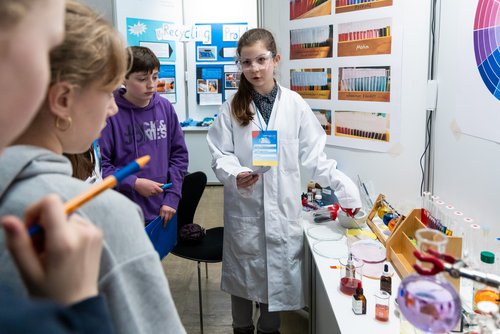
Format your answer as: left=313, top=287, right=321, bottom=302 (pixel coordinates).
left=28, top=156, right=151, bottom=236
left=0, top=155, right=151, bottom=304
left=1, top=195, right=103, bottom=305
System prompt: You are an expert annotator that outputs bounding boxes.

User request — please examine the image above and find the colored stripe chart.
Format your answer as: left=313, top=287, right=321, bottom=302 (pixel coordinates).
left=474, top=0, right=500, bottom=100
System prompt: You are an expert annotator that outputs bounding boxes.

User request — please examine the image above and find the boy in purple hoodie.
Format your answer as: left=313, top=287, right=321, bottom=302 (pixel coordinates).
left=100, top=46, right=188, bottom=224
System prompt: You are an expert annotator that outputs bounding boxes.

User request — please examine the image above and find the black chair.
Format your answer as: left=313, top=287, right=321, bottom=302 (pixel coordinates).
left=171, top=171, right=224, bottom=334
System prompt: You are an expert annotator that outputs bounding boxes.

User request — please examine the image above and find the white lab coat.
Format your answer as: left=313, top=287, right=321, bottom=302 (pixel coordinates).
left=207, top=84, right=361, bottom=311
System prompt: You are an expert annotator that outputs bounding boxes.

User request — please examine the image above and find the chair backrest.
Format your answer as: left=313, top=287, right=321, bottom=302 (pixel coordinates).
left=176, top=171, right=207, bottom=229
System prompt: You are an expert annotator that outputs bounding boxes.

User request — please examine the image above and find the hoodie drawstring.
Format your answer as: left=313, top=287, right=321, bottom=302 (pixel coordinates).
left=130, top=109, right=139, bottom=159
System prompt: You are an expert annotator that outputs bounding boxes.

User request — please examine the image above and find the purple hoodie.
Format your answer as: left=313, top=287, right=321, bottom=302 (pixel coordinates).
left=99, top=88, right=188, bottom=221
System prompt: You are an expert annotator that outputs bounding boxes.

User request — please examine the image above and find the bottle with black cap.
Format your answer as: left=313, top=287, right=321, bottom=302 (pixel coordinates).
left=380, top=263, right=392, bottom=295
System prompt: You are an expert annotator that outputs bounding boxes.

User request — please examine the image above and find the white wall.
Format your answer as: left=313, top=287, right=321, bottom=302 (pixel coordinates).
left=433, top=0, right=500, bottom=232
left=81, top=0, right=114, bottom=24
left=263, top=0, right=431, bottom=211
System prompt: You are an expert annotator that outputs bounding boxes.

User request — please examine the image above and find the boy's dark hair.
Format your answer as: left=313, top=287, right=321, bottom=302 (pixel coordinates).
left=126, top=46, right=160, bottom=78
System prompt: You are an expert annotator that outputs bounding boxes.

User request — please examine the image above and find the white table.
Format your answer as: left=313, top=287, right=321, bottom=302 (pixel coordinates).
left=303, top=217, right=402, bottom=334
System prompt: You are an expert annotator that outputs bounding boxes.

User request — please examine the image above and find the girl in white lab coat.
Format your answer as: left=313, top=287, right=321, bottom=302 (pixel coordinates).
left=207, top=28, right=362, bottom=334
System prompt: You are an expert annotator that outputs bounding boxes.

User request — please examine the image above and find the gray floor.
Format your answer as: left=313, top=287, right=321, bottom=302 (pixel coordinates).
left=162, top=186, right=309, bottom=334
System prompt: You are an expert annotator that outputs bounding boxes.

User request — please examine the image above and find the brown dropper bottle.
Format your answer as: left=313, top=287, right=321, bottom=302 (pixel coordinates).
left=380, top=263, right=392, bottom=295
left=352, top=281, right=367, bottom=315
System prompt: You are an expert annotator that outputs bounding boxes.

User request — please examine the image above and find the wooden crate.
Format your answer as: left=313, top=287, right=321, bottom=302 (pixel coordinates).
left=385, top=208, right=462, bottom=291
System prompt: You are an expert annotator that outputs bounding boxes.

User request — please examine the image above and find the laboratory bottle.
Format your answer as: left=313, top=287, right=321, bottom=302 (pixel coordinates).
left=380, top=263, right=392, bottom=295
left=307, top=180, right=315, bottom=193
left=352, top=282, right=366, bottom=315
left=472, top=251, right=499, bottom=313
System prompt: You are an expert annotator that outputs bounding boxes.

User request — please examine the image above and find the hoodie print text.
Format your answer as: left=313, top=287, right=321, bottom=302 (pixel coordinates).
left=124, top=120, right=167, bottom=145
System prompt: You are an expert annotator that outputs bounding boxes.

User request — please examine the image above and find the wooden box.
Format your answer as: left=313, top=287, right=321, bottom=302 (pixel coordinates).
left=385, top=208, right=462, bottom=291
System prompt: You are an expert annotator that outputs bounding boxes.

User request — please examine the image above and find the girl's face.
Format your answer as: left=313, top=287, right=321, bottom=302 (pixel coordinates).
left=62, top=83, right=118, bottom=154
left=239, top=41, right=280, bottom=95
left=0, top=0, right=65, bottom=150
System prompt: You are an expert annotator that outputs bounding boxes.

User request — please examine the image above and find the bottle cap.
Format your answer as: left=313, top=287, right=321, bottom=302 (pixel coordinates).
left=480, top=251, right=495, bottom=264
left=357, top=281, right=363, bottom=293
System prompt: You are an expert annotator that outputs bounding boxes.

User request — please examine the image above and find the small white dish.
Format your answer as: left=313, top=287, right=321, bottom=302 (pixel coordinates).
left=337, top=209, right=368, bottom=229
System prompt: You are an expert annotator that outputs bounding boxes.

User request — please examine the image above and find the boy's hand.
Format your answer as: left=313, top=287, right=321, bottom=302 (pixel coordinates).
left=159, top=205, right=176, bottom=226
left=135, top=178, right=163, bottom=197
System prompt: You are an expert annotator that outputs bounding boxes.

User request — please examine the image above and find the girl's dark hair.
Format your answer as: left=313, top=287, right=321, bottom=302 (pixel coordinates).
left=65, top=146, right=96, bottom=181
left=126, top=46, right=160, bottom=78
left=232, top=28, right=277, bottom=126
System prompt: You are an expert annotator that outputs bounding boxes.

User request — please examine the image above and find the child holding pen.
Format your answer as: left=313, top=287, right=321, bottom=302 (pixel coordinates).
left=100, top=46, right=189, bottom=224
left=0, top=2, right=185, bottom=333
left=0, top=1, right=112, bottom=333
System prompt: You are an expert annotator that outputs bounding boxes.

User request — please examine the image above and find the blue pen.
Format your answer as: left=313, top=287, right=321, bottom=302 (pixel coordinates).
left=162, top=183, right=173, bottom=190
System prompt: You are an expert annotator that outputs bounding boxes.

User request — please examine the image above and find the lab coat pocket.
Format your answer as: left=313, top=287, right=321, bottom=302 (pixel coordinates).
left=279, top=138, right=299, bottom=175
left=286, top=219, right=304, bottom=263
left=227, top=215, right=262, bottom=258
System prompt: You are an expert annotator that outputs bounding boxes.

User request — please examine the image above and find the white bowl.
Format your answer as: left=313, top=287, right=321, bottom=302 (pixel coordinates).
left=337, top=209, right=368, bottom=229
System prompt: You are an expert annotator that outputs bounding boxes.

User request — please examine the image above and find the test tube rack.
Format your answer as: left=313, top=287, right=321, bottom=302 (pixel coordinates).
left=366, top=194, right=404, bottom=246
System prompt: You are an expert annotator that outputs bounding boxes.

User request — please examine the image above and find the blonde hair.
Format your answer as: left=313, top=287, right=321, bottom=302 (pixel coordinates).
left=0, top=0, right=35, bottom=29
left=50, top=0, right=127, bottom=92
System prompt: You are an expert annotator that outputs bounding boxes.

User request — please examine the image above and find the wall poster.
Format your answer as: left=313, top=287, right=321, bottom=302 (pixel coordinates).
left=194, top=23, right=248, bottom=106
left=281, top=0, right=402, bottom=153
left=126, top=17, right=179, bottom=104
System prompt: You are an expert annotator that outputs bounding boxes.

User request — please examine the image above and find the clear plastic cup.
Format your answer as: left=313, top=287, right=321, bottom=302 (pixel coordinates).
left=375, top=290, right=390, bottom=322
left=415, top=229, right=448, bottom=276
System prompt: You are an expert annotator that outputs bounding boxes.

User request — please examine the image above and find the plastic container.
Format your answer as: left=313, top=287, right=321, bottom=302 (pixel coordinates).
left=472, top=251, right=499, bottom=314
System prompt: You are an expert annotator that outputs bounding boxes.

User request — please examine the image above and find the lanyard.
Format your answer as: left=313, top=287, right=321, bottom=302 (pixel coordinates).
left=252, top=101, right=269, bottom=132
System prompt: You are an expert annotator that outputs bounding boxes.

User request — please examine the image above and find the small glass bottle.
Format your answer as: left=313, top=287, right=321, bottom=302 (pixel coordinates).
left=307, top=180, right=315, bottom=193
left=352, top=282, right=366, bottom=315
left=473, top=251, right=499, bottom=313
left=380, top=263, right=392, bottom=295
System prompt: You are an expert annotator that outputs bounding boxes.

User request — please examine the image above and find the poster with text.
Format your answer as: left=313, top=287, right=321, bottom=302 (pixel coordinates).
left=126, top=17, right=178, bottom=104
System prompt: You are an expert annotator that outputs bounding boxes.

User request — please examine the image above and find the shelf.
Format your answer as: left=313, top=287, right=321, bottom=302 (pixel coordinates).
left=290, top=46, right=332, bottom=60
left=295, top=90, right=331, bottom=100
left=337, top=36, right=392, bottom=57
left=335, top=0, right=393, bottom=14
left=294, top=0, right=332, bottom=19
left=338, top=91, right=390, bottom=102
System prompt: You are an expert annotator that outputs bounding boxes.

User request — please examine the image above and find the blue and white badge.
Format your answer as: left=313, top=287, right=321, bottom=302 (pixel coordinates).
left=252, top=130, right=278, bottom=166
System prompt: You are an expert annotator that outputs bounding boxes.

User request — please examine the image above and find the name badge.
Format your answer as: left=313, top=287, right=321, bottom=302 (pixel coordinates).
left=252, top=130, right=278, bottom=166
